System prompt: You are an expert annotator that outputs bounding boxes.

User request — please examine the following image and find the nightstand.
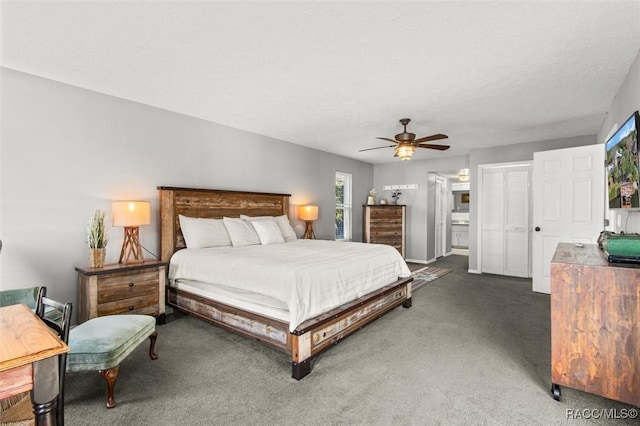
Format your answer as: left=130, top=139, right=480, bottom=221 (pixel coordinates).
left=75, top=260, right=167, bottom=324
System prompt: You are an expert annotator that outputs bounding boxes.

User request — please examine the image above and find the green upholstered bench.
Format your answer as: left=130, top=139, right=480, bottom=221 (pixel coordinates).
left=67, top=314, right=158, bottom=408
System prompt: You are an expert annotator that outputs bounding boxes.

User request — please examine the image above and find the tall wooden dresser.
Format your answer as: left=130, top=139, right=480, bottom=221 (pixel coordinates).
left=550, top=243, right=639, bottom=406
left=363, top=205, right=406, bottom=257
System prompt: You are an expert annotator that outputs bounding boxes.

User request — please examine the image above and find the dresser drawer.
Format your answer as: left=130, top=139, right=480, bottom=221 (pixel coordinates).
left=369, top=227, right=402, bottom=236
left=369, top=208, right=403, bottom=219
left=371, top=235, right=402, bottom=245
left=97, top=269, right=159, bottom=304
left=370, top=223, right=403, bottom=233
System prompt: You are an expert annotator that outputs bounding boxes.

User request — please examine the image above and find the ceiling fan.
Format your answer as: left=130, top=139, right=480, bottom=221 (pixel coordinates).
left=360, top=118, right=450, bottom=160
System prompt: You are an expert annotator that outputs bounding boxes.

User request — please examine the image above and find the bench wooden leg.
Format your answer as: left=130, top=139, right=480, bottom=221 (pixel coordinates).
left=99, top=366, right=119, bottom=409
left=149, top=332, right=159, bottom=360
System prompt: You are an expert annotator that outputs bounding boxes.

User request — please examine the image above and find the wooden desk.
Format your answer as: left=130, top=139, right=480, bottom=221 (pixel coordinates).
left=0, top=304, right=69, bottom=425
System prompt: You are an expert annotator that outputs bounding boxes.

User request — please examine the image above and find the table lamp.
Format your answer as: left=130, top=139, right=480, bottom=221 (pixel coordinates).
left=112, top=201, right=151, bottom=264
left=299, top=205, right=318, bottom=239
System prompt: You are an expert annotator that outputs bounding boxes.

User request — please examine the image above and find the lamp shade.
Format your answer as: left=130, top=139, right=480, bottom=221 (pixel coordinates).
left=299, top=205, right=319, bottom=221
left=112, top=201, right=151, bottom=227
left=394, top=144, right=416, bottom=161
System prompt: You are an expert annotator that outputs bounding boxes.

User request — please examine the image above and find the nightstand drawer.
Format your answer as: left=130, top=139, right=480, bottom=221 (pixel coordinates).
left=97, top=270, right=159, bottom=304
left=98, top=296, right=158, bottom=316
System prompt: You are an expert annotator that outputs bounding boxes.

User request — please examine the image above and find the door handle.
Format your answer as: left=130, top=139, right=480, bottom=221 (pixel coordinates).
left=535, top=227, right=541, bottom=232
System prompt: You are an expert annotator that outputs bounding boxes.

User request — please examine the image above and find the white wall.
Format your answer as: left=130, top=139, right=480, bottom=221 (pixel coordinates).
left=373, top=155, right=469, bottom=262
left=3, top=47, right=637, bottom=310
left=598, top=49, right=640, bottom=234
left=373, top=136, right=598, bottom=266
left=0, top=68, right=373, bottom=315
left=467, top=135, right=596, bottom=272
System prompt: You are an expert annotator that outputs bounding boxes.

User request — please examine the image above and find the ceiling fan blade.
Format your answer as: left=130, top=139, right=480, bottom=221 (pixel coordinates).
left=414, top=134, right=448, bottom=143
left=359, top=145, right=395, bottom=152
left=376, top=137, right=400, bottom=144
left=416, top=143, right=450, bottom=151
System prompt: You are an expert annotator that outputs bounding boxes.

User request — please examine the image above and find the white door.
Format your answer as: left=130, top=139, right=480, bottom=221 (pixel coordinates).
left=441, top=177, right=449, bottom=255
left=480, top=164, right=530, bottom=277
left=481, top=169, right=504, bottom=274
left=504, top=168, right=530, bottom=277
left=532, top=144, right=605, bottom=293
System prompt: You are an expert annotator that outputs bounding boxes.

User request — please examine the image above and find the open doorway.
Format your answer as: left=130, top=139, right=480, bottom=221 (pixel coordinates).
left=451, top=180, right=470, bottom=256
left=433, top=169, right=470, bottom=257
left=434, top=175, right=447, bottom=258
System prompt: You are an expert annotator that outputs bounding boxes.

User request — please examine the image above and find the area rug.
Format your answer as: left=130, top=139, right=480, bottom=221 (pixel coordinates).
left=410, top=266, right=451, bottom=292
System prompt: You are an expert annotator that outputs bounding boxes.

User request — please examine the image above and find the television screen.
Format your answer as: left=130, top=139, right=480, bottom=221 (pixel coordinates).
left=606, top=111, right=640, bottom=209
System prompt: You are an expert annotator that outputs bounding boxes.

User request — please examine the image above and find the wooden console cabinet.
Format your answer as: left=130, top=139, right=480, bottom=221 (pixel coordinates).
left=76, top=260, right=167, bottom=324
left=363, top=205, right=406, bottom=257
left=550, top=243, right=639, bottom=407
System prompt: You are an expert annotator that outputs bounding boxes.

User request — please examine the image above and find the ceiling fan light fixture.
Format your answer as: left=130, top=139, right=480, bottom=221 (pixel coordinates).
left=395, top=144, right=416, bottom=161
left=365, top=118, right=449, bottom=159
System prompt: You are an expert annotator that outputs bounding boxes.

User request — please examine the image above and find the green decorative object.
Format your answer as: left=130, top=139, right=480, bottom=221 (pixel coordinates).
left=603, top=234, right=640, bottom=257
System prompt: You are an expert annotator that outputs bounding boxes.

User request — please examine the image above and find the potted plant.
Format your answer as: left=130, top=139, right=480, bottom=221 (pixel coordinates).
left=87, top=209, right=108, bottom=268
left=391, top=190, right=402, bottom=205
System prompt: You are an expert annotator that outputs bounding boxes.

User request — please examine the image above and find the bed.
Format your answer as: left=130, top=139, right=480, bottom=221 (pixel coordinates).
left=159, top=186, right=413, bottom=379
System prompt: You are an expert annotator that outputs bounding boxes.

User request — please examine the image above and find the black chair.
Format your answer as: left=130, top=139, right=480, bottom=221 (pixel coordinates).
left=36, top=287, right=72, bottom=426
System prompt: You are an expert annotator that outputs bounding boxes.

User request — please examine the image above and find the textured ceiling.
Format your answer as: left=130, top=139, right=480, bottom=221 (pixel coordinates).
left=2, top=1, right=639, bottom=164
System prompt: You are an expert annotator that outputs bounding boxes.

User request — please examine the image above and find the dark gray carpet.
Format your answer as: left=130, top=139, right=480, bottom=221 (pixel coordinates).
left=64, top=255, right=638, bottom=425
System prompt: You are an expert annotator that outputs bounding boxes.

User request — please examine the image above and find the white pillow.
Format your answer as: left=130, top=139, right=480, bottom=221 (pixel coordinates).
left=275, top=215, right=298, bottom=242
left=222, top=217, right=261, bottom=247
left=252, top=220, right=285, bottom=245
left=178, top=215, right=231, bottom=249
left=240, top=214, right=297, bottom=242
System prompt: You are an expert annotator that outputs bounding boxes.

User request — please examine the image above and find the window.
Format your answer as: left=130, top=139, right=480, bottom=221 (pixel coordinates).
left=335, top=172, right=352, bottom=240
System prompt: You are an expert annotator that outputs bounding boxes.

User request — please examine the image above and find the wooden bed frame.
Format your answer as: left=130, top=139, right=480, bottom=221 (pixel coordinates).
left=158, top=186, right=413, bottom=380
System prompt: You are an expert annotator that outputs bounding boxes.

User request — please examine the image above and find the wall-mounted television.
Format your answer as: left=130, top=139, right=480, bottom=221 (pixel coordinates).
left=606, top=111, right=639, bottom=209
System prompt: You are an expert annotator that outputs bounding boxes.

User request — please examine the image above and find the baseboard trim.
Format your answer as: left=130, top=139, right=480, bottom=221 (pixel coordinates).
left=405, top=258, right=430, bottom=264
left=468, top=269, right=481, bottom=274
left=451, top=248, right=469, bottom=256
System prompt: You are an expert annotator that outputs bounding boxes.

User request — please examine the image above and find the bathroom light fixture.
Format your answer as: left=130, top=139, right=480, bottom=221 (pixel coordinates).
left=458, top=169, right=470, bottom=182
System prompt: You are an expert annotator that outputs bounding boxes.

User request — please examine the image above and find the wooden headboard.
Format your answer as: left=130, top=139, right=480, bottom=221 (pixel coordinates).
left=158, top=186, right=291, bottom=262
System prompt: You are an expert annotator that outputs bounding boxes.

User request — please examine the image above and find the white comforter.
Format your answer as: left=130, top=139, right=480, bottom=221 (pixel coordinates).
left=169, top=240, right=411, bottom=331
